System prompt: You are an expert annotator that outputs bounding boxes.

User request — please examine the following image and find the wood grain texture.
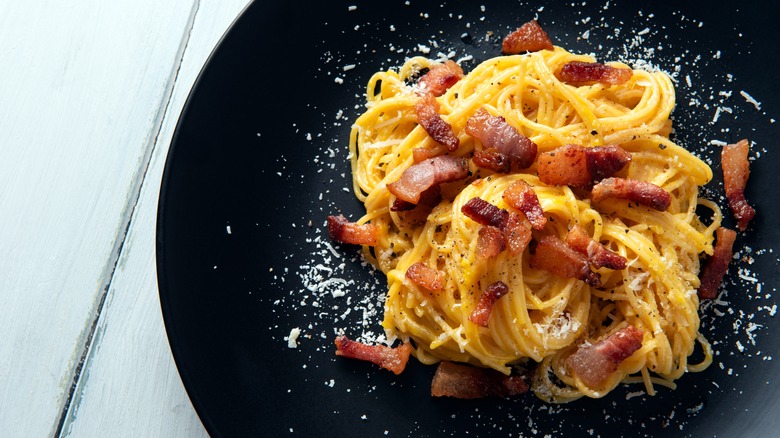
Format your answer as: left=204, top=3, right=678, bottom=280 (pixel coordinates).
left=60, top=1, right=252, bottom=436
left=0, top=1, right=200, bottom=436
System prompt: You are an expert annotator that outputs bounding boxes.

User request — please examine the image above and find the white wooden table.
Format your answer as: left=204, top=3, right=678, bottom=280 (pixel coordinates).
left=0, top=1, right=252, bottom=435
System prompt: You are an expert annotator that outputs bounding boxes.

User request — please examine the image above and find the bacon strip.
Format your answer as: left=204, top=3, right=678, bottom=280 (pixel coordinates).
left=721, top=139, right=755, bottom=231
left=476, top=212, right=534, bottom=258
left=565, top=326, right=644, bottom=387
left=502, top=180, right=547, bottom=230
left=461, top=197, right=509, bottom=229
left=501, top=20, right=554, bottom=55
left=417, top=60, right=464, bottom=97
left=335, top=335, right=412, bottom=375
left=566, top=224, right=627, bottom=270
left=477, top=226, right=506, bottom=259
left=466, top=108, right=538, bottom=170
left=327, top=215, right=378, bottom=246
left=431, top=361, right=529, bottom=399
left=698, top=226, right=737, bottom=300
left=472, top=148, right=511, bottom=173
left=387, top=155, right=469, bottom=205
left=412, top=144, right=447, bottom=163
left=415, top=93, right=459, bottom=151
left=390, top=185, right=441, bottom=212
left=469, top=281, right=510, bottom=327
left=537, top=145, right=630, bottom=188
left=406, top=261, right=445, bottom=293
left=530, top=235, right=601, bottom=287
left=503, top=212, right=533, bottom=256
left=558, top=61, right=633, bottom=85
left=591, top=177, right=671, bottom=211
left=391, top=186, right=442, bottom=228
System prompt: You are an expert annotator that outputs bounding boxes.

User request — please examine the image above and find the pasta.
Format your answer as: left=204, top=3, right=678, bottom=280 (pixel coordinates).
left=345, top=43, right=719, bottom=402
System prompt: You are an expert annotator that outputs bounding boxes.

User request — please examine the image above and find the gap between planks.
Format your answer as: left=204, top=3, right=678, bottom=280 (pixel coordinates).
left=53, top=1, right=202, bottom=436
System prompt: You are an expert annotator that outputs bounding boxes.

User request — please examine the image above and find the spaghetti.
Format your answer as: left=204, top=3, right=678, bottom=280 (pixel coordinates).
left=345, top=42, right=719, bottom=402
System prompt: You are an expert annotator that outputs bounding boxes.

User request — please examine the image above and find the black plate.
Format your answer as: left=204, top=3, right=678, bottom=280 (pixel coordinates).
left=157, top=1, right=780, bottom=436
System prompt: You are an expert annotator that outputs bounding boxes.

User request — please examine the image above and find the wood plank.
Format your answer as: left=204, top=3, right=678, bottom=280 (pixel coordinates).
left=59, top=1, right=252, bottom=436
left=0, top=1, right=199, bottom=436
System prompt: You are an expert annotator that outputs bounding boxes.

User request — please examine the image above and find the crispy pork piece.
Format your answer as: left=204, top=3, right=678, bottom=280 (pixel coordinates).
left=415, top=93, right=459, bottom=151
left=558, top=61, right=632, bottom=85
left=468, top=281, right=510, bottom=327
left=466, top=108, right=538, bottom=170
left=721, top=139, right=756, bottom=231
left=405, top=261, right=445, bottom=293
left=326, top=215, right=378, bottom=246
left=502, top=180, right=547, bottom=230
left=591, top=177, right=671, bottom=211
left=417, top=60, right=464, bottom=97
left=537, top=144, right=630, bottom=188
left=472, top=148, right=511, bottom=173
left=431, top=361, right=529, bottom=399
left=501, top=20, right=554, bottom=55
left=565, top=326, right=644, bottom=387
left=698, top=226, right=737, bottom=300
left=477, top=226, right=506, bottom=259
left=461, top=197, right=509, bottom=229
left=503, top=212, right=533, bottom=256
left=565, top=224, right=627, bottom=270
left=474, top=211, right=534, bottom=258
left=335, top=336, right=412, bottom=375
left=387, top=155, right=469, bottom=205
left=390, top=185, right=441, bottom=212
left=412, top=144, right=447, bottom=163
left=530, top=235, right=601, bottom=287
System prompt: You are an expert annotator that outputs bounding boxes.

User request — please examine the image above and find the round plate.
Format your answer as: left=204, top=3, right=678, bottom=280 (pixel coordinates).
left=157, top=1, right=780, bottom=436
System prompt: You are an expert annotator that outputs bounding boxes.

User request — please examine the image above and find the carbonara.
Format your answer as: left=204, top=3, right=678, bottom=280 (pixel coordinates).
left=343, top=38, right=719, bottom=402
